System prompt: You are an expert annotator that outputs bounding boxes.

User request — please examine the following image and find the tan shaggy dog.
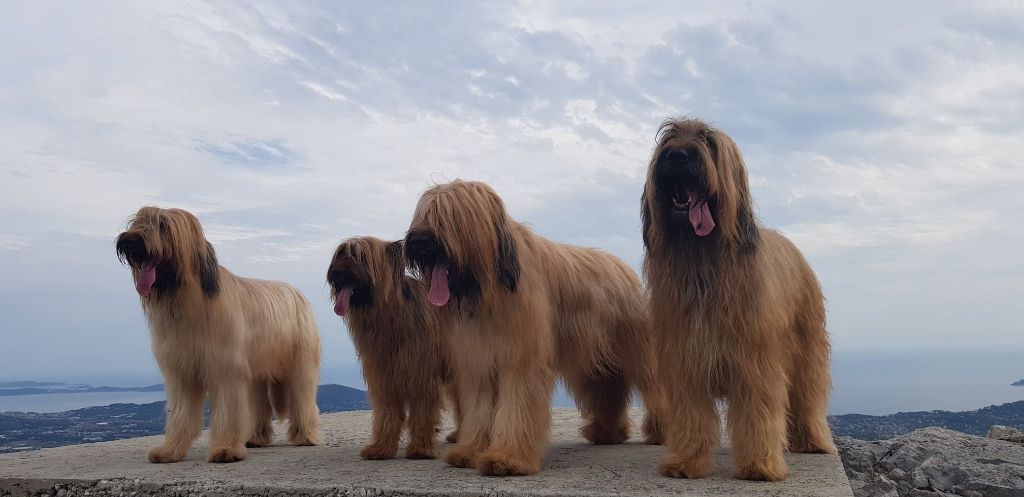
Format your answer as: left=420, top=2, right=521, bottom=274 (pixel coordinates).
left=326, top=236, right=460, bottom=460
left=404, top=180, right=665, bottom=476
left=115, top=206, right=322, bottom=463
left=641, top=118, right=836, bottom=481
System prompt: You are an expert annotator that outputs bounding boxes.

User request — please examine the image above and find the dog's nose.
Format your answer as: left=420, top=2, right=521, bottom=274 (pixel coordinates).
left=327, top=269, right=344, bottom=285
left=664, top=149, right=688, bottom=162
left=406, top=234, right=432, bottom=254
left=116, top=233, right=145, bottom=253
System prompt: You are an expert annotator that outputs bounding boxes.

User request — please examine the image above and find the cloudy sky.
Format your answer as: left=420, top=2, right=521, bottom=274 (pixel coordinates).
left=1, top=1, right=1022, bottom=385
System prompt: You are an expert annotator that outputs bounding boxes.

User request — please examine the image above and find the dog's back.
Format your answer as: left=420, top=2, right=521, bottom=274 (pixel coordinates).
left=222, top=271, right=321, bottom=379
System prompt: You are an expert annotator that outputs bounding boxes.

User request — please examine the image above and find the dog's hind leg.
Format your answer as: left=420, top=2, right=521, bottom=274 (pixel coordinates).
left=444, top=381, right=462, bottom=443
left=246, top=379, right=274, bottom=448
left=628, top=359, right=667, bottom=445
left=405, top=385, right=442, bottom=459
left=564, top=367, right=630, bottom=445
left=786, top=312, right=836, bottom=454
left=270, top=378, right=289, bottom=420
left=618, top=318, right=666, bottom=445
left=285, top=359, right=321, bottom=446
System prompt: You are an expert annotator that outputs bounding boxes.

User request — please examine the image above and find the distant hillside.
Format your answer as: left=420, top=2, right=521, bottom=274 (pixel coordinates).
left=829, top=400, right=1024, bottom=440
left=0, top=384, right=369, bottom=453
left=0, top=384, right=164, bottom=397
left=0, top=381, right=69, bottom=389
left=315, top=384, right=368, bottom=412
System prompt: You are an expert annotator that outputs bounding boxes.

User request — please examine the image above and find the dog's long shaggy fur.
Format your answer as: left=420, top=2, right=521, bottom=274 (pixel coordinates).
left=404, top=180, right=665, bottom=476
left=641, top=119, right=836, bottom=481
left=116, top=206, right=321, bottom=464
left=327, top=236, right=460, bottom=461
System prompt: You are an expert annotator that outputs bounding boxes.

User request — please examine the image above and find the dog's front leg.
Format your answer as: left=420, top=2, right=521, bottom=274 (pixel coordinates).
left=360, top=392, right=404, bottom=460
left=657, top=365, right=720, bottom=479
left=476, top=361, right=555, bottom=476
left=148, top=377, right=204, bottom=463
left=207, top=375, right=252, bottom=463
left=728, top=360, right=790, bottom=481
left=443, top=357, right=494, bottom=469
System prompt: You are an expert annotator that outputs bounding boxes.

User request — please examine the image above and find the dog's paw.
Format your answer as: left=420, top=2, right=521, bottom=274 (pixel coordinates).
left=642, top=415, right=665, bottom=445
left=789, top=436, right=837, bottom=455
left=359, top=443, right=397, bottom=460
left=735, top=455, right=789, bottom=481
left=207, top=445, right=246, bottom=463
left=288, top=428, right=322, bottom=447
left=443, top=445, right=478, bottom=468
left=659, top=452, right=714, bottom=479
left=246, top=424, right=275, bottom=448
left=581, top=421, right=629, bottom=445
left=147, top=445, right=186, bottom=464
left=405, top=442, right=437, bottom=460
left=476, top=450, right=540, bottom=476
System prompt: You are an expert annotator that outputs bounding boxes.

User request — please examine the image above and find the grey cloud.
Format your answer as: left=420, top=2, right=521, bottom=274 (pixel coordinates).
left=1, top=1, right=1022, bottom=380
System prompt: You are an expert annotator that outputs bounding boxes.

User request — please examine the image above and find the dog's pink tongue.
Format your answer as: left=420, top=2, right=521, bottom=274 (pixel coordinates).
left=135, top=266, right=156, bottom=297
left=428, top=264, right=450, bottom=306
left=688, top=196, right=716, bottom=237
left=334, top=287, right=353, bottom=316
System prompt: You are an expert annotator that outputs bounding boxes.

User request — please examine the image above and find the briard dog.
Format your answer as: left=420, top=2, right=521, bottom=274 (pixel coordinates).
left=404, top=180, right=664, bottom=476
left=327, top=236, right=460, bottom=460
left=641, top=118, right=835, bottom=481
left=116, top=206, right=321, bottom=463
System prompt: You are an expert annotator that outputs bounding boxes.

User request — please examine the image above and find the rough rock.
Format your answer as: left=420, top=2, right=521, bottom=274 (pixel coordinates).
left=836, top=427, right=1024, bottom=497
left=989, top=425, right=1024, bottom=445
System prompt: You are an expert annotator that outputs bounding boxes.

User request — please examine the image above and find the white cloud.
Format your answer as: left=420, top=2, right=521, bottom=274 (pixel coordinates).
left=303, top=82, right=348, bottom=102
left=0, top=0, right=1022, bottom=379
left=0, top=235, right=31, bottom=251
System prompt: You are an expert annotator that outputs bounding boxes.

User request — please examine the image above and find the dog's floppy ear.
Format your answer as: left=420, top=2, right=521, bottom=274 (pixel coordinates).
left=494, top=217, right=520, bottom=292
left=385, top=240, right=405, bottom=270
left=734, top=203, right=760, bottom=253
left=195, top=241, right=220, bottom=298
left=707, top=127, right=760, bottom=252
left=640, top=190, right=653, bottom=250
left=386, top=240, right=413, bottom=298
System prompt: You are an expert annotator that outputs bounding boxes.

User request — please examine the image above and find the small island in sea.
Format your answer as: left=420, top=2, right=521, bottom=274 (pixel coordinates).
left=1013, top=379, right=1024, bottom=386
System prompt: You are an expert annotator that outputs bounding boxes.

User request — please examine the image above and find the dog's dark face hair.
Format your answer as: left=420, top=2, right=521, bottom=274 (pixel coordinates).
left=327, top=237, right=408, bottom=316
left=115, top=206, right=220, bottom=299
left=327, top=251, right=374, bottom=311
left=652, top=148, right=719, bottom=230
left=404, top=229, right=482, bottom=304
left=642, top=118, right=759, bottom=254
left=404, top=180, right=520, bottom=308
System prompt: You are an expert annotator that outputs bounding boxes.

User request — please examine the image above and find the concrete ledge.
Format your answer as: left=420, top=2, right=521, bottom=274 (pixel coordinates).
left=0, top=408, right=852, bottom=497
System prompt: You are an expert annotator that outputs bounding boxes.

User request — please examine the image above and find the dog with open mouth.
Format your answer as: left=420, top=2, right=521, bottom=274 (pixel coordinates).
left=404, top=180, right=665, bottom=477
left=115, top=206, right=322, bottom=464
left=327, top=236, right=460, bottom=460
left=641, top=118, right=836, bottom=481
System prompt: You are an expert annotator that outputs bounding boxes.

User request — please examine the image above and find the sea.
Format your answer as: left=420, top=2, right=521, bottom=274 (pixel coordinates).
left=1, top=348, right=1021, bottom=416
left=0, top=391, right=167, bottom=413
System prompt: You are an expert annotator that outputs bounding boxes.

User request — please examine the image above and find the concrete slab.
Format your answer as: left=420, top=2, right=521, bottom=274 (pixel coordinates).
left=0, top=408, right=852, bottom=497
